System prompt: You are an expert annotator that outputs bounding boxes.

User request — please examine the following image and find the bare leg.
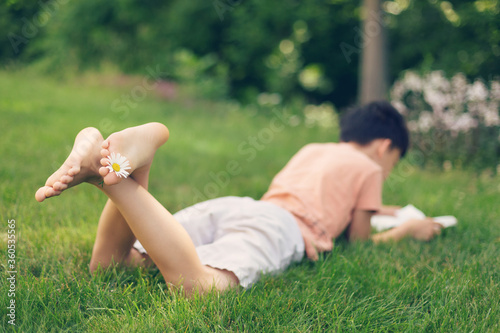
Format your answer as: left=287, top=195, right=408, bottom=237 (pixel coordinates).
left=90, top=123, right=169, bottom=270
left=35, top=124, right=163, bottom=270
left=89, top=168, right=154, bottom=272
left=36, top=124, right=238, bottom=293
left=96, top=178, right=238, bottom=292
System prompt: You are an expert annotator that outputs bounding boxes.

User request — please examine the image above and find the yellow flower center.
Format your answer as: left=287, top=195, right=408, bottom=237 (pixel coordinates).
left=112, top=163, right=121, bottom=172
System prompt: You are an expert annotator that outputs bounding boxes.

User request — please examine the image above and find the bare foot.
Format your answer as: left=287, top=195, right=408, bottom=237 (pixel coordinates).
left=99, top=123, right=169, bottom=185
left=35, top=127, right=104, bottom=202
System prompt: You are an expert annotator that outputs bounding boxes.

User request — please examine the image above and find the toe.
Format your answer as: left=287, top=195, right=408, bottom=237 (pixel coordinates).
left=53, top=182, right=68, bottom=191
left=103, top=172, right=121, bottom=185
left=61, top=175, right=74, bottom=184
left=99, top=166, right=110, bottom=177
left=35, top=187, right=48, bottom=202
left=101, top=148, right=110, bottom=158
left=45, top=187, right=61, bottom=198
left=101, top=140, right=110, bottom=149
left=45, top=187, right=55, bottom=198
left=100, top=157, right=110, bottom=167
left=68, top=166, right=80, bottom=176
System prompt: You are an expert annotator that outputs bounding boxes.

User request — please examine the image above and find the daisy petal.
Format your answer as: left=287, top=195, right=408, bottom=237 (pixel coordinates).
left=105, top=153, right=131, bottom=179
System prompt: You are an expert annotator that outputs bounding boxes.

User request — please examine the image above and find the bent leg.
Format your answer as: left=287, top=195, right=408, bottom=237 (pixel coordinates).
left=35, top=123, right=236, bottom=292
left=98, top=177, right=238, bottom=293
left=90, top=199, right=154, bottom=272
left=90, top=124, right=168, bottom=271
left=90, top=167, right=154, bottom=272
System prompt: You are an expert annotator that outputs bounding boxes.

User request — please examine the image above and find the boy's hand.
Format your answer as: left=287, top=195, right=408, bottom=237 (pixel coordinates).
left=402, top=218, right=443, bottom=241
left=304, top=238, right=332, bottom=261
left=304, top=239, right=319, bottom=261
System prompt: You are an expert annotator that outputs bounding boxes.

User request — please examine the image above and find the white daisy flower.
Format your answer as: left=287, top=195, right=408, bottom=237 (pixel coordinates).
left=106, top=152, right=131, bottom=178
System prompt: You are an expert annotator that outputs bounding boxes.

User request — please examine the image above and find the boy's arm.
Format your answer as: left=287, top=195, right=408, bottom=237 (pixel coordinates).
left=346, top=209, right=375, bottom=241
left=371, top=218, right=443, bottom=243
left=347, top=210, right=443, bottom=242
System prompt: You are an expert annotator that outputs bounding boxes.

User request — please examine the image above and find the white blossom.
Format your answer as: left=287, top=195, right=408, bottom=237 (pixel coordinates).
left=467, top=80, right=489, bottom=102
left=427, top=71, right=451, bottom=92
left=450, top=113, right=478, bottom=133
left=391, top=100, right=407, bottom=115
left=450, top=73, right=468, bottom=113
left=483, top=101, right=500, bottom=126
left=418, top=111, right=434, bottom=132
left=407, top=120, right=418, bottom=132
left=403, top=71, right=423, bottom=91
left=390, top=81, right=406, bottom=101
left=106, top=152, right=131, bottom=178
left=391, top=71, right=499, bottom=136
left=423, top=88, right=447, bottom=116
left=491, top=81, right=500, bottom=100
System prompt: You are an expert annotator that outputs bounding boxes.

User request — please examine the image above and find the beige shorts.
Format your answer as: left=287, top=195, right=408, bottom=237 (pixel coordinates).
left=133, top=196, right=304, bottom=288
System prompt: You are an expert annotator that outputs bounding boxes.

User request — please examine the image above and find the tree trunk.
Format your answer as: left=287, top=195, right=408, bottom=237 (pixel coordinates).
left=359, top=0, right=388, bottom=104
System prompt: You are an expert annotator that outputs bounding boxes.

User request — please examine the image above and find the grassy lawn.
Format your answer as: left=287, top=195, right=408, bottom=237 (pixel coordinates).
left=1, top=69, right=499, bottom=332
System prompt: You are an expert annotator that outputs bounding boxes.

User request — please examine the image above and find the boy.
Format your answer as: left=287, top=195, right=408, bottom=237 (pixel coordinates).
left=35, top=101, right=442, bottom=293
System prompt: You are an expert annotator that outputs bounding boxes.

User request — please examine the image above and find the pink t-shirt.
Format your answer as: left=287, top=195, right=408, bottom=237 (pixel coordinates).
left=261, top=142, right=383, bottom=252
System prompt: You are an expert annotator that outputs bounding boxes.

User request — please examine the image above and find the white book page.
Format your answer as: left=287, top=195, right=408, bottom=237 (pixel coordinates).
left=371, top=205, right=457, bottom=232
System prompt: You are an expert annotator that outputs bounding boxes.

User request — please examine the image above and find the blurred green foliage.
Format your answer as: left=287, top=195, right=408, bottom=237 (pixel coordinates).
left=1, top=0, right=499, bottom=107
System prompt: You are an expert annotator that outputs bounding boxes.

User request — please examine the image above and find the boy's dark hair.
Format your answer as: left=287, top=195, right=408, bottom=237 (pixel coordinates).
left=340, top=101, right=409, bottom=157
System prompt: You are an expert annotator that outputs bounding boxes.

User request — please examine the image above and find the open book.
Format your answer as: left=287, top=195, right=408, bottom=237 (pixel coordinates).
left=370, top=204, right=457, bottom=232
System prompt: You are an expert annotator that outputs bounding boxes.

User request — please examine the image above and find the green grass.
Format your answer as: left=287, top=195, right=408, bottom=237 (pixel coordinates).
left=1, top=69, right=499, bottom=332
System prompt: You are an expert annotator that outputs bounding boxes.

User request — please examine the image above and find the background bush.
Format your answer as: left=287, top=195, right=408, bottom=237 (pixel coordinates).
left=2, top=0, right=499, bottom=107
left=1, top=0, right=499, bottom=170
left=391, top=70, right=500, bottom=172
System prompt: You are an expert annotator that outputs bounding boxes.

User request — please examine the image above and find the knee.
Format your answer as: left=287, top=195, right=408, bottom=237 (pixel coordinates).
left=167, top=267, right=238, bottom=295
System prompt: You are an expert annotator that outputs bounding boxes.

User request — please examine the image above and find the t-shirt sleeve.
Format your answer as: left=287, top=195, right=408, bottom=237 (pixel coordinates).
left=355, top=169, right=383, bottom=212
